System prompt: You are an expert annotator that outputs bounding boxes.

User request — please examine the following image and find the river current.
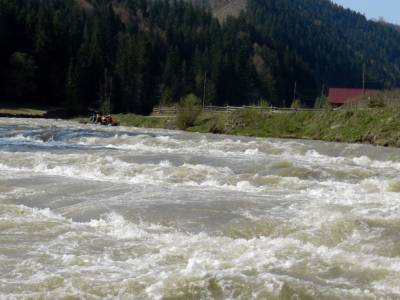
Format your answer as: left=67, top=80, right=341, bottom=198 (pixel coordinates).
left=1, top=118, right=400, bottom=299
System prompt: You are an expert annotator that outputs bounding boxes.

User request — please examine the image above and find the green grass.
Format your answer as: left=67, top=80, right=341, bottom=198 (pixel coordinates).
left=0, top=107, right=47, bottom=117
left=112, top=114, right=176, bottom=129
left=81, top=108, right=400, bottom=147
left=220, top=108, right=400, bottom=147
left=342, top=90, right=400, bottom=109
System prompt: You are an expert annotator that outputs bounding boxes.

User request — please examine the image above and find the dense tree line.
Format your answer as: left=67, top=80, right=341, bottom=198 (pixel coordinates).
left=0, top=0, right=399, bottom=115
left=246, top=0, right=400, bottom=93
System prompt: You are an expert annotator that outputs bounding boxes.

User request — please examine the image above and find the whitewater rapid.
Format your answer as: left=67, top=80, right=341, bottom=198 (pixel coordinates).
left=1, top=118, right=400, bottom=299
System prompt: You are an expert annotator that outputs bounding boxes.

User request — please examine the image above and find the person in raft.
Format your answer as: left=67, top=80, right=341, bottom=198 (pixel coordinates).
left=89, top=111, right=116, bottom=126
left=89, top=111, right=97, bottom=123
left=100, top=115, right=114, bottom=125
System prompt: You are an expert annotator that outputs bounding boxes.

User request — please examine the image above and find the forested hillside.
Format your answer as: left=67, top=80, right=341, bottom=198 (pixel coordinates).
left=245, top=0, right=400, bottom=90
left=0, top=0, right=399, bottom=115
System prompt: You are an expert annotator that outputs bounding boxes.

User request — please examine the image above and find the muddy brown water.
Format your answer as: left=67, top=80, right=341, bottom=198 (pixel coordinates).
left=1, top=118, right=400, bottom=299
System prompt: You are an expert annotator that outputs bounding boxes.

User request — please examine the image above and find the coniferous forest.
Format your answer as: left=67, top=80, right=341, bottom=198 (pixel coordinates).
left=0, top=0, right=399, bottom=115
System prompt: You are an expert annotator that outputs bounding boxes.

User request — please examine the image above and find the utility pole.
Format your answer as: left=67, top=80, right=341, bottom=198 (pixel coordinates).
left=321, top=83, right=326, bottom=108
left=293, top=80, right=297, bottom=102
left=202, top=71, right=207, bottom=108
left=105, top=69, right=112, bottom=115
left=108, top=77, right=113, bottom=115
left=100, top=68, right=112, bottom=115
left=362, top=63, right=366, bottom=94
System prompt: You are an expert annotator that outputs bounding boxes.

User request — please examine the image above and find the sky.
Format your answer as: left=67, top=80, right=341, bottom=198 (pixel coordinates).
left=332, top=0, right=400, bottom=24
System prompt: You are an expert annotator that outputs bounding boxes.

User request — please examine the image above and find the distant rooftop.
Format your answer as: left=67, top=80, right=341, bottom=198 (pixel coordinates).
left=328, top=88, right=380, bottom=105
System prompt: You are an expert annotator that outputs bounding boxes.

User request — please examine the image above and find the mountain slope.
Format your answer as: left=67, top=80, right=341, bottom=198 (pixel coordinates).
left=249, top=0, right=400, bottom=87
left=0, top=0, right=399, bottom=114
left=208, top=0, right=400, bottom=90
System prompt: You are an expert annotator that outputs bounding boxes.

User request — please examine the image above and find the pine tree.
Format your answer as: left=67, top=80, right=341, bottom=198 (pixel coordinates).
left=6, top=52, right=38, bottom=103
left=65, top=59, right=79, bottom=113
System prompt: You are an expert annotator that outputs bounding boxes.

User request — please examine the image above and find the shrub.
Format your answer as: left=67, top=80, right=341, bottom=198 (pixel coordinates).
left=176, top=94, right=202, bottom=129
left=291, top=99, right=302, bottom=110
left=161, top=87, right=174, bottom=105
left=7, top=52, right=37, bottom=103
left=228, top=108, right=269, bottom=130
left=314, top=95, right=327, bottom=109
left=259, top=98, right=270, bottom=108
left=368, top=94, right=385, bottom=108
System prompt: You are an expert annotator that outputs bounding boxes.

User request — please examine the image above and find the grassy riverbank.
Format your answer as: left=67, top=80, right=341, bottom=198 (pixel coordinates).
left=0, top=106, right=47, bottom=118
left=3, top=102, right=400, bottom=147
left=113, top=108, right=400, bottom=147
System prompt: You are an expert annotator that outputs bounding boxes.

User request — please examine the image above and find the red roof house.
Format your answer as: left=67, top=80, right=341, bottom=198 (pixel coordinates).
left=328, top=88, right=380, bottom=106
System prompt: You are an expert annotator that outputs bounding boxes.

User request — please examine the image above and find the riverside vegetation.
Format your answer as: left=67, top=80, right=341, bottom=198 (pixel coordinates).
left=1, top=0, right=400, bottom=115
left=2, top=0, right=400, bottom=147
left=113, top=109, right=400, bottom=147
left=112, top=91, right=400, bottom=148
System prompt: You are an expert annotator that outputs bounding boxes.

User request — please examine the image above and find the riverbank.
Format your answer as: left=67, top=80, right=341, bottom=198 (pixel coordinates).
left=0, top=107, right=47, bottom=118
left=4, top=105, right=400, bottom=148
left=0, top=106, right=74, bottom=119
left=112, top=108, right=400, bottom=147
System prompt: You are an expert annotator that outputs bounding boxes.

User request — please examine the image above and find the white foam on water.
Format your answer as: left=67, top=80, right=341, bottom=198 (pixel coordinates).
left=183, top=258, right=208, bottom=277
left=2, top=118, right=400, bottom=298
left=4, top=133, right=42, bottom=143
left=74, top=132, right=285, bottom=158
left=1, top=145, right=400, bottom=203
left=244, top=148, right=259, bottom=155
left=87, top=212, right=153, bottom=240
left=0, top=151, right=276, bottom=194
left=0, top=204, right=400, bottom=298
left=0, top=204, right=66, bottom=223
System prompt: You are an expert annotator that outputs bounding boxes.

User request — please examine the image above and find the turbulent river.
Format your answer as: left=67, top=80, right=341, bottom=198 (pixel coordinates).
left=1, top=118, right=400, bottom=299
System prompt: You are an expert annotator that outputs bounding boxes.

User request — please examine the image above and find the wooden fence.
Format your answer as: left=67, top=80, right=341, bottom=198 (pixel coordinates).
left=153, top=105, right=323, bottom=114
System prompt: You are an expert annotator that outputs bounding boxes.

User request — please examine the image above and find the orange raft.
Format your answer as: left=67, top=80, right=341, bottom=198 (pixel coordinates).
left=90, top=114, right=119, bottom=126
